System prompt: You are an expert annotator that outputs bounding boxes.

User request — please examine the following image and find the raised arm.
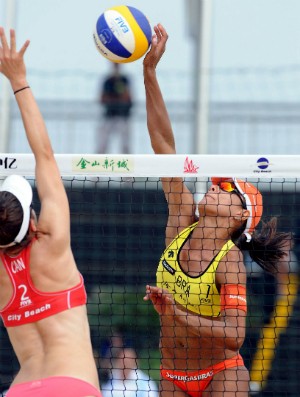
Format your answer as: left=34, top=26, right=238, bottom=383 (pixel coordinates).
left=0, top=28, right=70, bottom=245
left=143, top=25, right=195, bottom=240
left=143, top=24, right=175, bottom=155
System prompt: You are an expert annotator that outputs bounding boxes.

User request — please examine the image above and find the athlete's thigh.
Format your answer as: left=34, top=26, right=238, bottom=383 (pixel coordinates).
left=203, top=366, right=249, bottom=397
left=160, top=378, right=190, bottom=397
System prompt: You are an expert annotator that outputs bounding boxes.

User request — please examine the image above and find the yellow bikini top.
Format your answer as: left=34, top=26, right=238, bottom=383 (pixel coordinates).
left=156, top=222, right=235, bottom=317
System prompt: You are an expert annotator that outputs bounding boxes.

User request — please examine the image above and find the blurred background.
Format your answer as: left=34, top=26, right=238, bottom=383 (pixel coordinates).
left=1, top=0, right=300, bottom=154
left=1, top=1, right=300, bottom=396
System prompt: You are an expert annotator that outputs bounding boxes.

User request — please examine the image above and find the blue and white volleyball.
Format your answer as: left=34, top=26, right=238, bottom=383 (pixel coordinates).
left=93, top=5, right=152, bottom=63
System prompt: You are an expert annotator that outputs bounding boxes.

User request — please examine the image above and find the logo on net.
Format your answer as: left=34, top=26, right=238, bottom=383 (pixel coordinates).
left=183, top=157, right=199, bottom=174
left=254, top=157, right=272, bottom=173
left=0, top=157, right=17, bottom=169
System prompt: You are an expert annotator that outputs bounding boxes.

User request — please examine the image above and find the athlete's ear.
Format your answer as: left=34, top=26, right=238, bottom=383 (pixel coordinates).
left=29, top=208, right=37, bottom=232
left=233, top=209, right=250, bottom=222
left=29, top=218, right=37, bottom=232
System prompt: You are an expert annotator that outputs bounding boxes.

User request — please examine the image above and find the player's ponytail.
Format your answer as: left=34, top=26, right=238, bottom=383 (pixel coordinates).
left=232, top=217, right=291, bottom=274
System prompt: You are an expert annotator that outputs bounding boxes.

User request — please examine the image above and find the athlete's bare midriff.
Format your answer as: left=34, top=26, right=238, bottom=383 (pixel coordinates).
left=159, top=305, right=240, bottom=371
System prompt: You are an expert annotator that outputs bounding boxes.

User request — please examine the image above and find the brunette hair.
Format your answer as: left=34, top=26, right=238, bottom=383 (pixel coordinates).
left=0, top=192, right=31, bottom=247
left=232, top=217, right=291, bottom=274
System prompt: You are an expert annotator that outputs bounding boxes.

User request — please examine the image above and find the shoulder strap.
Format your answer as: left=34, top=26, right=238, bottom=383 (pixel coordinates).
left=211, top=240, right=235, bottom=271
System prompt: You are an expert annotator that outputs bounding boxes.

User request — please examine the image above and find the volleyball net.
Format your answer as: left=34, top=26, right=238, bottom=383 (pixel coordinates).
left=0, top=153, right=300, bottom=396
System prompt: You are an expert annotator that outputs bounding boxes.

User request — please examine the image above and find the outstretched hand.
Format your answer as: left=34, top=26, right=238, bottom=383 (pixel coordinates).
left=143, top=23, right=168, bottom=69
left=0, top=27, right=30, bottom=87
left=143, top=285, right=176, bottom=316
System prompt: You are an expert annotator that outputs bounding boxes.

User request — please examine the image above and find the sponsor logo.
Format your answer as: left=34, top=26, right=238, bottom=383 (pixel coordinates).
left=162, top=259, right=175, bottom=275
left=7, top=314, right=21, bottom=322
left=166, top=370, right=213, bottom=381
left=253, top=157, right=272, bottom=174
left=7, top=304, right=51, bottom=322
left=25, top=304, right=51, bottom=318
left=183, top=157, right=199, bottom=174
left=73, top=156, right=132, bottom=173
left=115, top=17, right=129, bottom=33
left=0, top=157, right=17, bottom=170
left=229, top=294, right=247, bottom=303
left=20, top=298, right=32, bottom=307
left=99, top=29, right=112, bottom=46
left=257, top=157, right=269, bottom=170
left=168, top=250, right=174, bottom=259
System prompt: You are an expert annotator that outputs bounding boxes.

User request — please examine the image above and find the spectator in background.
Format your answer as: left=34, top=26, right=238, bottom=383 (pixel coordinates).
left=97, top=329, right=125, bottom=383
left=248, top=236, right=299, bottom=395
left=101, top=347, right=158, bottom=397
left=98, top=63, right=133, bottom=154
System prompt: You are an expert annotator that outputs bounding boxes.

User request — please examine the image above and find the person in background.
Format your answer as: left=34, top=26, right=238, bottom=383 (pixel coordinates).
left=142, top=23, right=290, bottom=397
left=101, top=347, right=158, bottom=397
left=98, top=63, right=133, bottom=154
left=97, top=329, right=125, bottom=383
left=0, top=28, right=101, bottom=396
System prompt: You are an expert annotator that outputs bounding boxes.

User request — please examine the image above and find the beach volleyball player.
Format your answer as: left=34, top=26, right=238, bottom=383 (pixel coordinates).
left=143, top=24, right=290, bottom=397
left=0, top=28, right=102, bottom=397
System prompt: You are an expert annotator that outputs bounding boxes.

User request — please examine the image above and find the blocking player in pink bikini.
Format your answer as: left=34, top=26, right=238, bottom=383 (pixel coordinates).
left=143, top=24, right=290, bottom=397
left=0, top=28, right=101, bottom=397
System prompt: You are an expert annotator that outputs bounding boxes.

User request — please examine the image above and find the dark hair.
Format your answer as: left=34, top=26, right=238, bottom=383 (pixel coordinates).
left=232, top=217, right=291, bottom=274
left=0, top=191, right=31, bottom=247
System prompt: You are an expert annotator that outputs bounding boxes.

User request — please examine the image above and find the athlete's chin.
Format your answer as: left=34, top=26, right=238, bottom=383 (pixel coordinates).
left=198, top=203, right=218, bottom=217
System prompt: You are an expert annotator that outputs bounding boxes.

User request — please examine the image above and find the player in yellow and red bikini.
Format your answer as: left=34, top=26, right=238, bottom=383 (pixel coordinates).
left=143, top=24, right=290, bottom=397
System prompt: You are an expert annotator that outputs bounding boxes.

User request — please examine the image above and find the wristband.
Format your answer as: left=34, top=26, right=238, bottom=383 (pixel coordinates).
left=14, top=86, right=30, bottom=95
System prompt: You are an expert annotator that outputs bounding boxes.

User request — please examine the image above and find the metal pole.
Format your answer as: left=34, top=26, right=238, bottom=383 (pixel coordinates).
left=194, top=0, right=212, bottom=154
left=0, top=0, right=17, bottom=152
left=186, top=0, right=213, bottom=204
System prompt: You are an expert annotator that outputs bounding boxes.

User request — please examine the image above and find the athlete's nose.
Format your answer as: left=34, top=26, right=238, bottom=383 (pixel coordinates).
left=209, top=184, right=219, bottom=193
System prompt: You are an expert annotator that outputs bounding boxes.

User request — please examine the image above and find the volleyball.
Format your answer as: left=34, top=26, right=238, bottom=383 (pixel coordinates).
left=93, top=5, right=152, bottom=63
